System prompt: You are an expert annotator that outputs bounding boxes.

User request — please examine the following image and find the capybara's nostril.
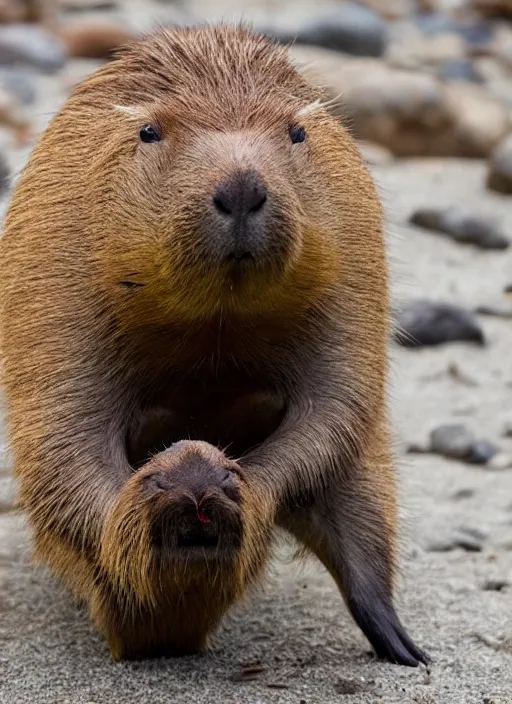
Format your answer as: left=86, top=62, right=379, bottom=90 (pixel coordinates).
left=212, top=169, right=267, bottom=219
left=249, top=190, right=266, bottom=213
left=213, top=194, right=232, bottom=216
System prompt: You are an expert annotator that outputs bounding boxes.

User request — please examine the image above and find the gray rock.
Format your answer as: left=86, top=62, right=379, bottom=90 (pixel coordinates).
left=438, top=59, right=482, bottom=83
left=386, top=31, right=465, bottom=72
left=430, top=424, right=475, bottom=459
left=458, top=526, right=488, bottom=542
left=0, top=68, right=36, bottom=105
left=474, top=305, right=512, bottom=319
left=60, top=0, right=117, bottom=9
left=427, top=533, right=484, bottom=552
left=483, top=580, right=508, bottom=591
left=502, top=421, right=512, bottom=438
left=0, top=25, right=67, bottom=74
left=458, top=23, right=495, bottom=51
left=487, top=135, right=512, bottom=195
left=0, top=151, right=9, bottom=197
left=406, top=441, right=430, bottom=454
left=334, top=678, right=368, bottom=694
left=414, top=13, right=459, bottom=36
left=416, top=18, right=494, bottom=52
left=276, top=4, right=387, bottom=57
left=451, top=488, right=476, bottom=500
left=395, top=300, right=485, bottom=347
left=413, top=14, right=494, bottom=51
left=487, top=452, right=512, bottom=470
left=466, top=440, right=500, bottom=465
left=410, top=207, right=509, bottom=249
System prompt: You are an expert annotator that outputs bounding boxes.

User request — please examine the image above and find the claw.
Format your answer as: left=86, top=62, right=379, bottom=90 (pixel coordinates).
left=348, top=594, right=429, bottom=667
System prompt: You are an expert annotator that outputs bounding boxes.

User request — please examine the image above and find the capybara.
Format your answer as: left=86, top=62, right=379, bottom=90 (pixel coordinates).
left=0, top=24, right=427, bottom=665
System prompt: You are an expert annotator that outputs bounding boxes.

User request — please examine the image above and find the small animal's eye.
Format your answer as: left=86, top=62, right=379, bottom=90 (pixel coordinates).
left=139, top=124, right=161, bottom=143
left=289, top=125, right=306, bottom=144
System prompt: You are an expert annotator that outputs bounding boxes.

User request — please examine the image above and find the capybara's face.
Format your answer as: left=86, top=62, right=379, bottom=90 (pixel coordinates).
left=69, top=26, right=369, bottom=320
left=110, top=109, right=306, bottom=302
left=140, top=442, right=243, bottom=563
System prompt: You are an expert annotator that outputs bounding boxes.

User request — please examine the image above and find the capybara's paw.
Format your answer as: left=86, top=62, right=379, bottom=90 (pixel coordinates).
left=138, top=440, right=243, bottom=559
left=349, top=593, right=429, bottom=667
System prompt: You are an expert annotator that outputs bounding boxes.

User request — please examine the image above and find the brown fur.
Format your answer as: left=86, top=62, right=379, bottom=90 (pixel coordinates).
left=0, top=25, right=427, bottom=665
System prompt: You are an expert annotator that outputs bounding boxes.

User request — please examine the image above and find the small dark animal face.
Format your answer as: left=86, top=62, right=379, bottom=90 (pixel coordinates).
left=86, top=26, right=346, bottom=320
left=143, top=442, right=243, bottom=562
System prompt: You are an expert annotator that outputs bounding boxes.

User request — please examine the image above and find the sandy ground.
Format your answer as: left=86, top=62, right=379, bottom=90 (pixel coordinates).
left=2, top=67, right=512, bottom=704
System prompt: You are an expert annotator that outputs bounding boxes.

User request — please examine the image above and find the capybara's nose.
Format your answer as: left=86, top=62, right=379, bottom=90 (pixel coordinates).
left=213, top=169, right=267, bottom=219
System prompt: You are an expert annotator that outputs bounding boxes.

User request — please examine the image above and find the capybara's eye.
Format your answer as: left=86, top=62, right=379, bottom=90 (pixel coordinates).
left=139, top=124, right=161, bottom=144
left=289, top=125, right=306, bottom=144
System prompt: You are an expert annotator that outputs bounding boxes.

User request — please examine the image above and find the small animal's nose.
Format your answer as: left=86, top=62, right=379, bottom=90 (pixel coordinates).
left=213, top=170, right=267, bottom=218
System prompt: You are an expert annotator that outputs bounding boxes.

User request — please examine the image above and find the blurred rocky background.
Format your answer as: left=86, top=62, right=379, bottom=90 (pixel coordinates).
left=2, top=2, right=512, bottom=703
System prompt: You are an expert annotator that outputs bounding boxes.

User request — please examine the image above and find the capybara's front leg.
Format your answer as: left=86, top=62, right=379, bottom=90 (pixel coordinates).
left=98, top=440, right=271, bottom=660
left=279, top=459, right=429, bottom=667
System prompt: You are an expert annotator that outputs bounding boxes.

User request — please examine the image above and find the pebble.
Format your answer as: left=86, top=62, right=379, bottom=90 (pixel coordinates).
left=487, top=134, right=512, bottom=194
left=473, top=56, right=508, bottom=83
left=334, top=677, right=367, bottom=694
left=502, top=422, right=512, bottom=437
left=487, top=452, right=512, bottom=470
left=438, top=58, right=482, bottom=83
left=466, top=440, right=500, bottom=465
left=395, top=300, right=485, bottom=347
left=459, top=526, right=488, bottom=542
left=0, top=25, right=67, bottom=74
left=406, top=441, right=430, bottom=454
left=278, top=4, right=387, bottom=57
left=414, top=12, right=459, bottom=35
left=474, top=305, right=512, bottom=319
left=290, top=47, right=451, bottom=156
left=0, top=84, right=31, bottom=145
left=60, top=0, right=117, bottom=9
left=0, top=152, right=9, bottom=197
left=410, top=206, right=509, bottom=249
left=427, top=533, right=485, bottom=552
left=459, top=22, right=496, bottom=52
left=451, top=488, right=476, bottom=500
left=429, top=425, right=501, bottom=465
left=444, top=82, right=509, bottom=158
left=291, top=45, right=507, bottom=157
left=482, top=579, right=508, bottom=591
left=0, top=68, right=36, bottom=105
left=430, top=424, right=475, bottom=459
left=414, top=13, right=496, bottom=53
left=387, top=32, right=467, bottom=71
left=493, top=24, right=512, bottom=69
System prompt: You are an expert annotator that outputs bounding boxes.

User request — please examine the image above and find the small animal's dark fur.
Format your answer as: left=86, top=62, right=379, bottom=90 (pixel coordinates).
left=0, top=25, right=427, bottom=665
